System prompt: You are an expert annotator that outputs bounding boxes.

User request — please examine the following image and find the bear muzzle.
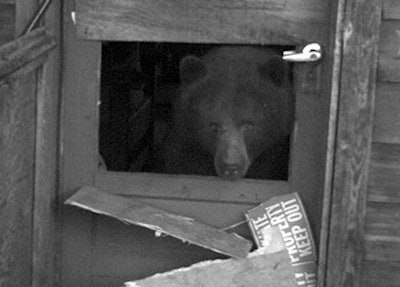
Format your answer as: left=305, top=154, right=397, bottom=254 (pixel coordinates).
left=218, top=163, right=247, bottom=181
left=214, top=132, right=250, bottom=181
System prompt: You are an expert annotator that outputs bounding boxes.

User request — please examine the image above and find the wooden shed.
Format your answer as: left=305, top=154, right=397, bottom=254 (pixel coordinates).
left=0, top=0, right=399, bottom=286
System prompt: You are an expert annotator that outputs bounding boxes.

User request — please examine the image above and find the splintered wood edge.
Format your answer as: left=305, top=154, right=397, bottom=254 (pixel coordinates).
left=65, top=186, right=253, bottom=258
left=123, top=249, right=295, bottom=287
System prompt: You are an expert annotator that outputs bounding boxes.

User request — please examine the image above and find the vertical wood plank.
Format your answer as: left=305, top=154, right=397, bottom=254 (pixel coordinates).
left=60, top=0, right=102, bottom=286
left=15, top=0, right=38, bottom=36
left=32, top=0, right=61, bottom=286
left=289, top=62, right=327, bottom=243
left=325, top=1, right=382, bottom=287
left=0, top=3, right=15, bottom=46
left=0, top=70, right=36, bottom=287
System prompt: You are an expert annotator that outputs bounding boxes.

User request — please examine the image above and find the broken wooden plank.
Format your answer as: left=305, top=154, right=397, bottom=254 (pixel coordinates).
left=0, top=26, right=56, bottom=79
left=65, top=186, right=252, bottom=258
left=124, top=248, right=296, bottom=287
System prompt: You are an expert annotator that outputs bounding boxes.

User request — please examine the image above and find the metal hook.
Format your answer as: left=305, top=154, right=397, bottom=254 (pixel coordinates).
left=282, top=43, right=322, bottom=63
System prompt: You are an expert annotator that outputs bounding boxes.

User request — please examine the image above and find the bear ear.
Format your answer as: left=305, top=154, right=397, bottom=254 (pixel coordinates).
left=258, top=55, right=288, bottom=87
left=180, top=56, right=207, bottom=85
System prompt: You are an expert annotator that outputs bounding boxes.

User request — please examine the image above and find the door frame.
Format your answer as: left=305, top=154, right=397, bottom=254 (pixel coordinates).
left=59, top=1, right=382, bottom=286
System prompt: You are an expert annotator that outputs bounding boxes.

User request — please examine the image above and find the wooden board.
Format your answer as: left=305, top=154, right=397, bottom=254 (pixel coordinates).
left=0, top=63, right=37, bottom=287
left=74, top=0, right=327, bottom=44
left=324, top=1, right=382, bottom=287
left=32, top=1, right=62, bottom=286
left=365, top=202, right=400, bottom=238
left=367, top=142, right=400, bottom=203
left=95, top=171, right=289, bottom=204
left=66, top=187, right=253, bottom=259
left=362, top=261, right=400, bottom=287
left=60, top=1, right=102, bottom=286
left=124, top=250, right=296, bottom=287
left=365, top=234, right=400, bottom=261
left=0, top=26, right=56, bottom=79
left=377, top=20, right=400, bottom=83
left=0, top=3, right=15, bottom=46
left=383, top=0, right=400, bottom=20
left=373, top=83, right=400, bottom=143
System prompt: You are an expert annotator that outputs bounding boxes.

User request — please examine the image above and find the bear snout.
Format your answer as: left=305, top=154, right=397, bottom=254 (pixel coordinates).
left=214, top=134, right=250, bottom=181
left=218, top=163, right=246, bottom=181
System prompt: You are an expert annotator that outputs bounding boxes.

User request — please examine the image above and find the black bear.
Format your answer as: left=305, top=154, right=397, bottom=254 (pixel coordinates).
left=162, top=46, right=293, bottom=181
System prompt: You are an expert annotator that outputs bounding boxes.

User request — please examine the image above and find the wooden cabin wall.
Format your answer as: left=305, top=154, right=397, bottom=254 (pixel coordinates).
left=0, top=0, right=15, bottom=46
left=362, top=1, right=400, bottom=285
left=0, top=0, right=61, bottom=287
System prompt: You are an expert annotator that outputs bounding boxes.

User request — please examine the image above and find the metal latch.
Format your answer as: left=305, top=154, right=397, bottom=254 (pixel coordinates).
left=282, top=43, right=322, bottom=62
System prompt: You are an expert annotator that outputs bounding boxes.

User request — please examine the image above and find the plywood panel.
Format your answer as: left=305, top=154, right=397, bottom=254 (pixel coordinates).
left=92, top=219, right=226, bottom=286
left=66, top=187, right=252, bottom=259
left=75, top=0, right=328, bottom=44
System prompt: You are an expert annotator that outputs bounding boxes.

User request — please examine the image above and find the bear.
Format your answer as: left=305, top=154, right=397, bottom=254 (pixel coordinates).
left=161, top=46, right=293, bottom=181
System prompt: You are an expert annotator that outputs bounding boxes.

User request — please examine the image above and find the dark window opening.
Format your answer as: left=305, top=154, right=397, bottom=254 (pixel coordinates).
left=98, top=42, right=294, bottom=181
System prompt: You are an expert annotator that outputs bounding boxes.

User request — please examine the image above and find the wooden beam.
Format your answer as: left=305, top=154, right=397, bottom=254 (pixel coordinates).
left=0, top=26, right=56, bottom=79
left=324, top=1, right=382, bottom=287
left=74, top=0, right=327, bottom=44
left=0, top=58, right=37, bottom=287
left=95, top=171, right=289, bottom=204
left=32, top=0, right=61, bottom=286
left=66, top=187, right=253, bottom=259
left=124, top=249, right=297, bottom=287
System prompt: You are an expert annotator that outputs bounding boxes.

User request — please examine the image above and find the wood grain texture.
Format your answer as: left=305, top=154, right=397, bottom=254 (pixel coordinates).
left=365, top=234, right=400, bottom=261
left=377, top=20, right=400, bottom=82
left=124, top=250, right=296, bottom=287
left=0, top=26, right=56, bottom=79
left=60, top=1, right=102, bottom=286
left=372, top=83, right=400, bottom=143
left=383, top=0, right=400, bottom=20
left=32, top=0, right=61, bottom=286
left=365, top=202, right=400, bottom=238
left=0, top=0, right=15, bottom=4
left=367, top=142, right=400, bottom=203
left=95, top=171, right=289, bottom=204
left=289, top=63, right=327, bottom=241
left=325, top=1, right=382, bottom=287
left=15, top=0, right=37, bottom=36
left=66, top=187, right=252, bottom=259
left=74, top=0, right=327, bottom=44
left=362, top=261, right=400, bottom=287
left=0, top=4, right=15, bottom=46
left=0, top=68, right=37, bottom=287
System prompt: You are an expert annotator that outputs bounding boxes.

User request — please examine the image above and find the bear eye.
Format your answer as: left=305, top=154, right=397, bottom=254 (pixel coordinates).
left=243, top=121, right=255, bottom=130
left=209, top=122, right=219, bottom=133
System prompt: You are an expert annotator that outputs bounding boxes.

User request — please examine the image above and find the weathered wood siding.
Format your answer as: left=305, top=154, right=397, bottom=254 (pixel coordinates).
left=0, top=0, right=15, bottom=46
left=0, top=0, right=61, bottom=286
left=362, top=1, right=400, bottom=286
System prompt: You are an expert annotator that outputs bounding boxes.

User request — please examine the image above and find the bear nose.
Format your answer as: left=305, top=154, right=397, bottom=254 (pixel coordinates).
left=221, top=164, right=243, bottom=181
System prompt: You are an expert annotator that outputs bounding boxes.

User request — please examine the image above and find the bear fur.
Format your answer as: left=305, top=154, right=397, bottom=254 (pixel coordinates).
left=162, top=46, right=293, bottom=181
